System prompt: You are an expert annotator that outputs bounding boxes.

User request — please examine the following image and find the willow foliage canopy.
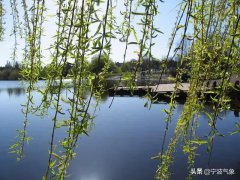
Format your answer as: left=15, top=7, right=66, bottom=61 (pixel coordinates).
left=1, top=0, right=240, bottom=179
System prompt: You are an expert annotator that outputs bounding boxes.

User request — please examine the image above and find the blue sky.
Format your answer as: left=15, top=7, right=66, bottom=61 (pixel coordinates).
left=0, top=0, right=181, bottom=66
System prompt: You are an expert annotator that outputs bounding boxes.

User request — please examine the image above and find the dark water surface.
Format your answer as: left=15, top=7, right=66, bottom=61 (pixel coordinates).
left=0, top=81, right=239, bottom=180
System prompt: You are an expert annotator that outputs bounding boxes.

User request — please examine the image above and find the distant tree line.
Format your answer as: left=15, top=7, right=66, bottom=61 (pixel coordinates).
left=0, top=56, right=180, bottom=80
left=88, top=54, right=179, bottom=75
left=0, top=61, right=21, bottom=80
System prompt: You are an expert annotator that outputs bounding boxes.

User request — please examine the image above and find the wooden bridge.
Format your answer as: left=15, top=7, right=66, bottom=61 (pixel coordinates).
left=109, top=83, right=189, bottom=97
left=108, top=74, right=240, bottom=97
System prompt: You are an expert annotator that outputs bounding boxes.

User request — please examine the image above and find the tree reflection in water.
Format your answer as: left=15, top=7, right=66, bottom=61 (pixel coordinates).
left=0, top=87, right=25, bottom=97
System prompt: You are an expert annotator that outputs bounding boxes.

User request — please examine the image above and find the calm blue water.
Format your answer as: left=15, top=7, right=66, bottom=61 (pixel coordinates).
left=0, top=81, right=239, bottom=180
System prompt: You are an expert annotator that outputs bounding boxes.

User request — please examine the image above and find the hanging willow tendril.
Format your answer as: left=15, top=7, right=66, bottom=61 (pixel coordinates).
left=0, top=0, right=4, bottom=40
left=109, top=0, right=133, bottom=108
left=10, top=0, right=46, bottom=160
left=10, top=0, right=22, bottom=62
left=155, top=0, right=240, bottom=179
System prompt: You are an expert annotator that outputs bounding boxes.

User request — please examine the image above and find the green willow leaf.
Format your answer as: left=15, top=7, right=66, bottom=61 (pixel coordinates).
left=132, top=12, right=147, bottom=15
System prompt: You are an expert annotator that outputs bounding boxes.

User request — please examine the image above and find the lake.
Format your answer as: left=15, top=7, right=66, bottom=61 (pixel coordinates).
left=0, top=81, right=239, bottom=180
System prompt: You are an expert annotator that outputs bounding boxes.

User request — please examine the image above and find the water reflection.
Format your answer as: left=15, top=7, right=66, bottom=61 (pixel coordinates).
left=7, top=88, right=25, bottom=97
left=0, top=87, right=25, bottom=97
left=1, top=80, right=240, bottom=179
left=230, top=89, right=240, bottom=117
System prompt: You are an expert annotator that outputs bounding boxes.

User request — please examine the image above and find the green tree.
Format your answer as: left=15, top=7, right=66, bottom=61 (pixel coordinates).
left=89, top=55, right=120, bottom=74
left=121, top=59, right=138, bottom=72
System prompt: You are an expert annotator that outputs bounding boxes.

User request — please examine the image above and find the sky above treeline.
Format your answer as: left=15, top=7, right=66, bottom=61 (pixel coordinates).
left=0, top=0, right=182, bottom=67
